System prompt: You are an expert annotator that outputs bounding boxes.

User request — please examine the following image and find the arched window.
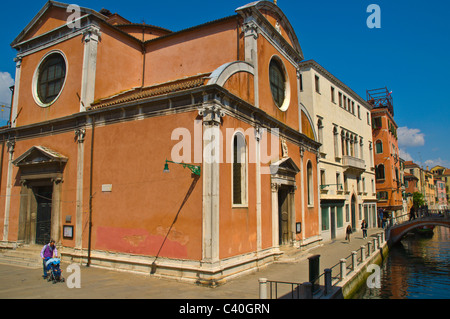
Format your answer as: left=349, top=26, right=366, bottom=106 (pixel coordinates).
left=375, top=140, right=383, bottom=154
left=307, top=161, right=314, bottom=206
left=269, top=58, right=286, bottom=108
left=232, top=133, right=247, bottom=205
left=375, top=164, right=385, bottom=180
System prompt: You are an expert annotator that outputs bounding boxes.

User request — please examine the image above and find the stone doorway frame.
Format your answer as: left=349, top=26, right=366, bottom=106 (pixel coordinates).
left=13, top=146, right=67, bottom=244
left=270, top=157, right=300, bottom=248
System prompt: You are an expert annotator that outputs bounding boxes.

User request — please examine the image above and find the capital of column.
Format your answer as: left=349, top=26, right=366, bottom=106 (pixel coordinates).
left=75, top=128, right=86, bottom=143
left=6, top=140, right=15, bottom=154
left=198, top=104, right=225, bottom=126
left=271, top=182, right=280, bottom=192
left=243, top=21, right=259, bottom=40
left=83, top=26, right=101, bottom=43
left=51, top=177, right=63, bottom=184
left=296, top=67, right=301, bottom=79
left=13, top=57, right=22, bottom=68
left=254, top=125, right=264, bottom=142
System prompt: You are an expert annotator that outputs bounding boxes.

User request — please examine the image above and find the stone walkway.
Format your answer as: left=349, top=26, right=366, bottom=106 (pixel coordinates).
left=0, top=228, right=383, bottom=299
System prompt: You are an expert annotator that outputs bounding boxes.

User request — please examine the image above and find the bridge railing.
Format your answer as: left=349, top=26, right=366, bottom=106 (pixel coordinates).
left=387, top=209, right=450, bottom=229
left=259, top=232, right=387, bottom=299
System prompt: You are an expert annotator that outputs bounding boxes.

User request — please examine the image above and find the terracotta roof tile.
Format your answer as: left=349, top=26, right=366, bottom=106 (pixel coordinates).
left=89, top=73, right=210, bottom=110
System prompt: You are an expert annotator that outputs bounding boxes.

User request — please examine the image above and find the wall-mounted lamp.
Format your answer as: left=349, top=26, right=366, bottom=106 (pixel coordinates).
left=163, top=159, right=201, bottom=176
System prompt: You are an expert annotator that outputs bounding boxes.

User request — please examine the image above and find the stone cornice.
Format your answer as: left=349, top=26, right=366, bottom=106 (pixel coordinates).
left=371, top=106, right=398, bottom=127
left=299, top=60, right=372, bottom=111
left=12, top=17, right=101, bottom=57
left=12, top=14, right=138, bottom=58
left=0, top=84, right=319, bottom=153
left=10, top=1, right=108, bottom=48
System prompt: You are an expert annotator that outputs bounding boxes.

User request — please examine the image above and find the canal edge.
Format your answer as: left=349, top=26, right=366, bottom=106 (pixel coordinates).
left=321, top=242, right=390, bottom=299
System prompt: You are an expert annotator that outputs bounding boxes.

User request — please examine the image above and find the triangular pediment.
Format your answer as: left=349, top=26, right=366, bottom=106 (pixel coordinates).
left=236, top=1, right=303, bottom=60
left=270, top=157, right=300, bottom=175
left=13, top=146, right=67, bottom=167
left=11, top=1, right=107, bottom=47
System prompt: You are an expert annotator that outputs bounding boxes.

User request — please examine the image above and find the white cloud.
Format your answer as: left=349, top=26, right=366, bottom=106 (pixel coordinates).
left=399, top=148, right=414, bottom=162
left=0, top=72, right=14, bottom=105
left=424, top=158, right=450, bottom=169
left=398, top=126, right=425, bottom=148
left=0, top=72, right=14, bottom=124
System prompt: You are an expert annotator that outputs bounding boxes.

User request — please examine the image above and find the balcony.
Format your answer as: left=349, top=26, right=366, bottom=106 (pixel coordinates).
left=342, top=155, right=366, bottom=175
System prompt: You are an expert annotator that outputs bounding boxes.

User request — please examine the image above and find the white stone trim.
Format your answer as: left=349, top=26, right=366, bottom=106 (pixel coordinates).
left=2, top=141, right=15, bottom=242
left=207, top=61, right=255, bottom=87
left=75, top=128, right=86, bottom=248
left=61, top=246, right=281, bottom=285
left=10, top=58, right=22, bottom=128
left=200, top=102, right=223, bottom=263
left=269, top=55, right=291, bottom=112
left=80, top=26, right=101, bottom=112
left=31, top=50, right=69, bottom=108
left=231, top=130, right=249, bottom=208
left=242, top=17, right=260, bottom=108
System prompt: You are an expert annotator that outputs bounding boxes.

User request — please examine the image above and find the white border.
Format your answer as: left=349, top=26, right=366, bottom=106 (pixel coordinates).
left=269, top=55, right=291, bottom=112
left=32, top=50, right=68, bottom=108
left=231, top=131, right=248, bottom=208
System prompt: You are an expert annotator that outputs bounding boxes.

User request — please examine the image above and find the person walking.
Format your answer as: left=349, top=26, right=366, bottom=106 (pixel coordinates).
left=409, top=206, right=416, bottom=221
left=361, top=219, right=368, bottom=239
left=345, top=225, right=353, bottom=242
left=40, top=239, right=58, bottom=279
left=378, top=209, right=384, bottom=228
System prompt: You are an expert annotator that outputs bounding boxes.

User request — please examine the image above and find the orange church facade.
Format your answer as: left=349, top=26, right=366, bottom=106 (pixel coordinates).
left=0, top=1, right=320, bottom=284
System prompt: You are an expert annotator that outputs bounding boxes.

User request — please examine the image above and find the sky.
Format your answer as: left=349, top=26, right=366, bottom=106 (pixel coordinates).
left=0, top=0, right=449, bottom=169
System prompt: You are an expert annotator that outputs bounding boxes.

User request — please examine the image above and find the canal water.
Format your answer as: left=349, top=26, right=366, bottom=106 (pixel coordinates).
left=354, top=226, right=450, bottom=299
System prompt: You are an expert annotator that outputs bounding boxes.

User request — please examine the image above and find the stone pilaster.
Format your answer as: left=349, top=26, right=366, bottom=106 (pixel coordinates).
left=199, top=102, right=224, bottom=263
left=2, top=140, right=15, bottom=242
left=74, top=128, right=86, bottom=248
left=243, top=19, right=259, bottom=108
left=80, top=26, right=101, bottom=112
left=271, top=182, right=280, bottom=248
left=10, top=58, right=22, bottom=127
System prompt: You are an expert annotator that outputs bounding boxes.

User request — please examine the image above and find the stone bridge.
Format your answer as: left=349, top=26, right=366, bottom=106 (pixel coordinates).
left=386, top=213, right=450, bottom=245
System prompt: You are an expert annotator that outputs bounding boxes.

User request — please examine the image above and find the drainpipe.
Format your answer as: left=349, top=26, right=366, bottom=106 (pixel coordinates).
left=87, top=116, right=95, bottom=267
left=141, top=27, right=146, bottom=90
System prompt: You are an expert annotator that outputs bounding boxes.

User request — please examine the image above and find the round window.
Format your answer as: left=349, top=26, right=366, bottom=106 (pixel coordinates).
left=269, top=57, right=289, bottom=111
left=35, top=52, right=67, bottom=106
